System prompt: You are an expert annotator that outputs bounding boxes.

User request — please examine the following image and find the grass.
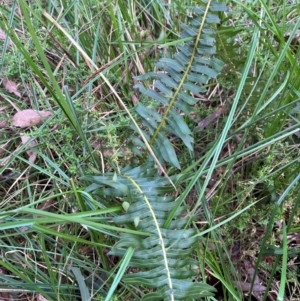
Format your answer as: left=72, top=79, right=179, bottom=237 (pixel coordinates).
left=0, top=0, right=300, bottom=300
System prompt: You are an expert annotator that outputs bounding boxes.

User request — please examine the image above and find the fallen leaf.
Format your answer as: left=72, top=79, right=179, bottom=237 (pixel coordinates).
left=230, top=259, right=268, bottom=301
left=0, top=120, right=6, bottom=128
left=37, top=198, right=55, bottom=211
left=21, top=135, right=37, bottom=164
left=0, top=28, right=13, bottom=47
left=132, top=94, right=139, bottom=105
left=2, top=78, right=21, bottom=97
left=37, top=294, right=50, bottom=301
left=12, top=109, right=52, bottom=128
left=234, top=281, right=266, bottom=292
left=198, top=105, right=227, bottom=130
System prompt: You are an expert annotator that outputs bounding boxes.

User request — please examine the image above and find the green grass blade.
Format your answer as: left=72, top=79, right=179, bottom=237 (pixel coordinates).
left=104, top=247, right=134, bottom=301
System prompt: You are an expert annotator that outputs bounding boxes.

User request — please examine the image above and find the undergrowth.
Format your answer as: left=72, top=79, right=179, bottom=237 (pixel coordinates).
left=0, top=0, right=300, bottom=300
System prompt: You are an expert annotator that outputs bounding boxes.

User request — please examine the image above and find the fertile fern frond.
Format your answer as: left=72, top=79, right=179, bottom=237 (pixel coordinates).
left=133, top=2, right=227, bottom=168
left=84, top=162, right=216, bottom=300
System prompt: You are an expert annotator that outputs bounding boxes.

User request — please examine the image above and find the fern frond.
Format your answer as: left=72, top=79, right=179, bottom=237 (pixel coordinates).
left=84, top=2, right=227, bottom=300
left=133, top=1, right=227, bottom=168
left=84, top=162, right=216, bottom=300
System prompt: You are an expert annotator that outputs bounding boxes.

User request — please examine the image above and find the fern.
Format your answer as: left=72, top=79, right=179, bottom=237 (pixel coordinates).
left=132, top=2, right=226, bottom=168
left=84, top=162, right=216, bottom=300
left=84, top=1, right=227, bottom=300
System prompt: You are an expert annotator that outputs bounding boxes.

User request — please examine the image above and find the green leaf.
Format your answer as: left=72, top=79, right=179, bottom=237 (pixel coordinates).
left=71, top=267, right=90, bottom=301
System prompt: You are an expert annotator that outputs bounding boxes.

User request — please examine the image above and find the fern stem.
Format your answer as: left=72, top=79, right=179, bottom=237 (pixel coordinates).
left=123, top=173, right=175, bottom=301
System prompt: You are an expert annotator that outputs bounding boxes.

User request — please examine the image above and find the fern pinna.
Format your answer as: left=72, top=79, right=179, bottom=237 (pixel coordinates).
left=84, top=1, right=227, bottom=300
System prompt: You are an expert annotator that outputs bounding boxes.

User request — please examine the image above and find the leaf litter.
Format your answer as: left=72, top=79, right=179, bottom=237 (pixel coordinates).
left=12, top=109, right=52, bottom=127
left=0, top=28, right=13, bottom=47
left=2, top=78, right=21, bottom=97
left=1, top=110, right=53, bottom=165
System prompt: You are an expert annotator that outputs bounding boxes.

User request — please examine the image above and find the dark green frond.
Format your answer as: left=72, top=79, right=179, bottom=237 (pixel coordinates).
left=84, top=163, right=216, bottom=300
left=133, top=2, right=226, bottom=168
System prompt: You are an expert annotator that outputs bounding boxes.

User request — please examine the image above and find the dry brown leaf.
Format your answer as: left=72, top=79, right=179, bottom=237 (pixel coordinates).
left=37, top=198, right=55, bottom=211
left=21, top=135, right=37, bottom=164
left=2, top=78, right=21, bottom=97
left=0, top=28, right=13, bottom=47
left=0, top=120, right=6, bottom=128
left=233, top=281, right=266, bottom=292
left=198, top=105, right=227, bottom=130
left=37, top=294, right=50, bottom=301
left=12, top=109, right=52, bottom=128
left=231, top=260, right=268, bottom=301
left=132, top=94, right=139, bottom=105
left=294, top=130, right=300, bottom=138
